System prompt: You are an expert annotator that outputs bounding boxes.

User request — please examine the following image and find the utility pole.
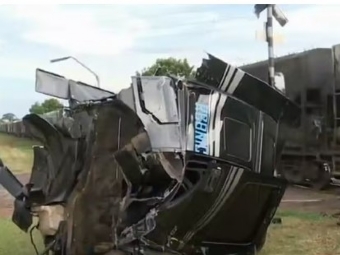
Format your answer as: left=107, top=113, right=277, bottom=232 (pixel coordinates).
left=254, top=4, right=288, bottom=87
left=50, top=56, right=101, bottom=88
left=252, top=5, right=289, bottom=176
left=266, top=5, right=275, bottom=87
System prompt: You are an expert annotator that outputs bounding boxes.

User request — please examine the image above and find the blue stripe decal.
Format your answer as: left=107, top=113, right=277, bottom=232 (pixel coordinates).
left=194, top=103, right=209, bottom=155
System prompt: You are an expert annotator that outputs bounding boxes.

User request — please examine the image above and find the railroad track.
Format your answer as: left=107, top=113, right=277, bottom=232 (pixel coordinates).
left=292, top=182, right=340, bottom=191
left=280, top=182, right=340, bottom=206
left=289, top=180, right=340, bottom=197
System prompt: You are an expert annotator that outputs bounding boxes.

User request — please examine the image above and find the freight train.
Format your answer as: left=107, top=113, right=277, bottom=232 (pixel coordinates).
left=240, top=44, right=340, bottom=189
left=0, top=109, right=64, bottom=138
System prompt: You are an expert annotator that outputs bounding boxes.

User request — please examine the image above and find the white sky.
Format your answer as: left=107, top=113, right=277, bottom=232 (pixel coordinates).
left=0, top=4, right=340, bottom=117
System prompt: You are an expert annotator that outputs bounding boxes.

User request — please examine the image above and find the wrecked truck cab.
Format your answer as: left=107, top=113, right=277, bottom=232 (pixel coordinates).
left=0, top=54, right=300, bottom=255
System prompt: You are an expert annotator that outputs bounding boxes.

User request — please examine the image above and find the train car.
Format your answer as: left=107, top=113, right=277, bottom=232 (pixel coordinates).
left=0, top=109, right=65, bottom=138
left=240, top=44, right=340, bottom=189
left=0, top=122, right=7, bottom=133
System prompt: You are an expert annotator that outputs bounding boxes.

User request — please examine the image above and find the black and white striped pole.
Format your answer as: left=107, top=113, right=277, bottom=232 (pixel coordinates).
left=253, top=5, right=288, bottom=176
left=267, top=5, right=275, bottom=87
left=254, top=4, right=288, bottom=87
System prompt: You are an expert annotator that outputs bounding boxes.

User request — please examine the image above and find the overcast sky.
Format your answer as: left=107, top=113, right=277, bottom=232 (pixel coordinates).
left=0, top=4, right=339, bottom=118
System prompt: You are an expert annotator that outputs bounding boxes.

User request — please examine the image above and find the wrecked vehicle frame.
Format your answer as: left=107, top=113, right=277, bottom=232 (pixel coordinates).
left=0, top=54, right=300, bottom=255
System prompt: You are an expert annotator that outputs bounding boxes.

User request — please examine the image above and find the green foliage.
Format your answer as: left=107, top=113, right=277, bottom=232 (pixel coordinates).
left=141, top=57, right=196, bottom=78
left=29, top=98, right=63, bottom=115
left=29, top=102, right=44, bottom=115
left=1, top=113, right=17, bottom=122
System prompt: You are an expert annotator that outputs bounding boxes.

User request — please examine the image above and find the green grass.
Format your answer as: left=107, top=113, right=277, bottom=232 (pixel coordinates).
left=0, top=133, right=39, bottom=173
left=0, top=218, right=43, bottom=255
left=260, top=210, right=340, bottom=255
left=0, top=133, right=339, bottom=254
left=0, top=210, right=338, bottom=255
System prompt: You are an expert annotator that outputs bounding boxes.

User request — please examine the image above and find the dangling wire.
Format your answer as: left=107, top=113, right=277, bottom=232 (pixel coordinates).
left=38, top=240, right=56, bottom=255
left=29, top=224, right=39, bottom=255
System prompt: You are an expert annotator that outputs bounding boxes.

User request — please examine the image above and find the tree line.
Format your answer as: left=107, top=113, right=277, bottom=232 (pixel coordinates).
left=1, top=57, right=194, bottom=123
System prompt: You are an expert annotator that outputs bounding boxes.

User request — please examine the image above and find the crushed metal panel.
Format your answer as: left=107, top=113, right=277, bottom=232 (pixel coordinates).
left=117, top=87, right=136, bottom=111
left=69, top=80, right=115, bottom=102
left=131, top=76, right=181, bottom=152
left=35, top=69, right=70, bottom=99
left=184, top=84, right=259, bottom=169
left=136, top=76, right=179, bottom=123
left=35, top=68, right=115, bottom=102
left=196, top=54, right=300, bottom=125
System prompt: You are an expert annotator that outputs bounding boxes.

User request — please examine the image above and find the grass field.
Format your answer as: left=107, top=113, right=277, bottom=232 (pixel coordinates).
left=261, top=211, right=340, bottom=255
left=0, top=133, right=39, bottom=173
left=0, top=210, right=338, bottom=255
left=0, top=133, right=339, bottom=254
left=0, top=218, right=43, bottom=255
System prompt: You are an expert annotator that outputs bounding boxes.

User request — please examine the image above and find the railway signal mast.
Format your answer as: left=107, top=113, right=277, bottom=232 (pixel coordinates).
left=252, top=5, right=288, bottom=176
left=254, top=4, right=288, bottom=87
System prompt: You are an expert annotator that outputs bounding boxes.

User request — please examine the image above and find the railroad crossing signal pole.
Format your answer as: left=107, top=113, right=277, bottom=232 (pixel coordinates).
left=254, top=4, right=288, bottom=87
left=252, top=5, right=288, bottom=176
left=266, top=5, right=275, bottom=87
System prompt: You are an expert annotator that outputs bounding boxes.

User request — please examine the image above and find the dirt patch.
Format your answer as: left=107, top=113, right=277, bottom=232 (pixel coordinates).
left=0, top=173, right=30, bottom=218
left=280, top=185, right=340, bottom=216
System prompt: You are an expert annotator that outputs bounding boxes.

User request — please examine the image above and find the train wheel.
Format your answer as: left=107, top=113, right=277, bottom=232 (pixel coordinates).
left=282, top=167, right=304, bottom=184
left=311, top=162, right=331, bottom=190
